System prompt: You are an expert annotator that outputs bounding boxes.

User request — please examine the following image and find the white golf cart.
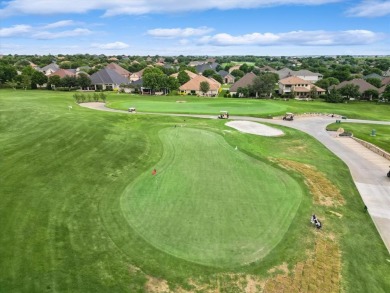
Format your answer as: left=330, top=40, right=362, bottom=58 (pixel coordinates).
left=218, top=111, right=229, bottom=119
left=282, top=112, right=294, bottom=121
left=128, top=107, right=136, bottom=113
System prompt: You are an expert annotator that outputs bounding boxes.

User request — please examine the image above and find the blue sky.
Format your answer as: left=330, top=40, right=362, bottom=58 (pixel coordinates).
left=1, top=0, right=389, bottom=56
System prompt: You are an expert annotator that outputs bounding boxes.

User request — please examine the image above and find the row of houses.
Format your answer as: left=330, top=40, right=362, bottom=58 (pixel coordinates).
left=228, top=72, right=325, bottom=98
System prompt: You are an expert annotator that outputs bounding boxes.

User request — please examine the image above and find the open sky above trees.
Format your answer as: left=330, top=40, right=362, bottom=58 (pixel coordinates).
left=0, top=0, right=389, bottom=56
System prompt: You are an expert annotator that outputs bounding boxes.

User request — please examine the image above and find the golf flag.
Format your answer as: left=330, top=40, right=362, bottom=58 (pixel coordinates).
left=152, top=169, right=157, bottom=175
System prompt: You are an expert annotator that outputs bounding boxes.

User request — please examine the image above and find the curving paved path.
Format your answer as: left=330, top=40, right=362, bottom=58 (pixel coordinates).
left=80, top=102, right=390, bottom=252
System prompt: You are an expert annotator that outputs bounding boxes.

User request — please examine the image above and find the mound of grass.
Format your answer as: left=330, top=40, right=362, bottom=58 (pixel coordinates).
left=121, top=127, right=303, bottom=267
left=327, top=123, right=390, bottom=153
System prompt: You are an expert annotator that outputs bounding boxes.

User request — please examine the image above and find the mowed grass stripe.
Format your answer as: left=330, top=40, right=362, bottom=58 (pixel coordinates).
left=121, top=128, right=303, bottom=267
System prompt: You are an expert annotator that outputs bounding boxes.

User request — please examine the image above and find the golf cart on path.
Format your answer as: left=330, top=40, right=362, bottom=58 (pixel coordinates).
left=283, top=112, right=294, bottom=121
left=387, top=166, right=390, bottom=178
left=218, top=111, right=229, bottom=119
left=128, top=107, right=136, bottom=113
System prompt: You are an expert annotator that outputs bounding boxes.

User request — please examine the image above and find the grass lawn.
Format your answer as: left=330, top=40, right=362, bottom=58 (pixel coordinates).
left=327, top=123, right=390, bottom=153
left=107, top=94, right=390, bottom=121
left=1, top=89, right=389, bottom=292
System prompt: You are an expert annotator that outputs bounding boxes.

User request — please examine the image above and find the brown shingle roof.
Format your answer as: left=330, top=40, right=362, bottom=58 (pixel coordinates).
left=105, top=63, right=131, bottom=77
left=49, top=69, right=75, bottom=78
left=381, top=77, right=390, bottom=86
left=179, top=75, right=220, bottom=91
left=335, top=79, right=378, bottom=94
left=230, top=72, right=257, bottom=92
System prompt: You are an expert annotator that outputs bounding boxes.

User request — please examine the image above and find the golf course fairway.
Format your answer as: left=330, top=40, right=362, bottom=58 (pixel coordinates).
left=121, top=127, right=304, bottom=267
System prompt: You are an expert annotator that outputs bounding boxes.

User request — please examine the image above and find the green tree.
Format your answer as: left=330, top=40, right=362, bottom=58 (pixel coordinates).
left=239, top=63, right=249, bottom=73
left=236, top=87, right=249, bottom=97
left=362, top=89, right=379, bottom=100
left=212, top=74, right=223, bottom=84
left=0, top=64, right=18, bottom=83
left=177, top=71, right=190, bottom=85
left=231, top=69, right=244, bottom=79
left=382, top=84, right=390, bottom=99
left=48, top=75, right=61, bottom=88
left=31, top=71, right=48, bottom=88
left=202, top=69, right=215, bottom=77
left=199, top=81, right=210, bottom=95
left=365, top=78, right=381, bottom=88
left=325, top=88, right=343, bottom=103
left=309, top=86, right=318, bottom=99
left=338, top=84, right=360, bottom=100
left=21, top=74, right=31, bottom=90
left=251, top=73, right=276, bottom=98
left=61, top=76, right=78, bottom=88
left=77, top=73, right=92, bottom=88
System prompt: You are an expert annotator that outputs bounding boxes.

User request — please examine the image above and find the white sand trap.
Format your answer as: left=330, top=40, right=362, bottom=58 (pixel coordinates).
left=226, top=121, right=284, bottom=136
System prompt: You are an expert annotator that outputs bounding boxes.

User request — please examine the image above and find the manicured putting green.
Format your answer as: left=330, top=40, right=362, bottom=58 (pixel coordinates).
left=121, top=128, right=303, bottom=267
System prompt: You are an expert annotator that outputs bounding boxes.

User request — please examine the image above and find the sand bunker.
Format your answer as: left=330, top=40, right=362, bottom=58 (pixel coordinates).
left=226, top=121, right=284, bottom=137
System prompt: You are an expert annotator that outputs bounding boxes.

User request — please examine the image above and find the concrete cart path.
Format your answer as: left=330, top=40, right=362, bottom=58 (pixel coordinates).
left=80, top=102, right=390, bottom=252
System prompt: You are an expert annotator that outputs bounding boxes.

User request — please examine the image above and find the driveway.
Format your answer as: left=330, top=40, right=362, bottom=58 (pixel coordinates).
left=80, top=103, right=390, bottom=252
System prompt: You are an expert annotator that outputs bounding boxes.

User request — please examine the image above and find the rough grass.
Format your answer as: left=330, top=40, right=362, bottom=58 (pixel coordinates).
left=274, top=159, right=345, bottom=207
left=1, top=90, right=389, bottom=292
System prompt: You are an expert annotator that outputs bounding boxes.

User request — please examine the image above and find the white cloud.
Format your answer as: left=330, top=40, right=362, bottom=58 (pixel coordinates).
left=43, top=20, right=80, bottom=29
left=347, top=1, right=390, bottom=17
left=147, top=27, right=213, bottom=38
left=0, top=0, right=342, bottom=17
left=0, top=25, right=32, bottom=37
left=32, top=28, right=92, bottom=39
left=92, top=41, right=130, bottom=49
left=199, top=30, right=386, bottom=46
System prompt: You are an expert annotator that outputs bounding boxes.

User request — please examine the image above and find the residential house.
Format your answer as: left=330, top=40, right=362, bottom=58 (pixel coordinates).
left=334, top=79, right=379, bottom=97
left=188, top=61, right=206, bottom=67
left=195, top=63, right=218, bottom=74
left=105, top=62, right=131, bottom=79
left=229, top=72, right=257, bottom=95
left=218, top=70, right=235, bottom=84
left=90, top=68, right=130, bottom=90
left=41, top=63, right=60, bottom=76
left=381, top=77, right=390, bottom=87
left=179, top=75, right=221, bottom=96
left=383, top=69, right=390, bottom=77
left=49, top=69, right=76, bottom=78
left=259, top=66, right=277, bottom=73
left=130, top=69, right=145, bottom=82
left=277, top=68, right=323, bottom=83
left=278, top=76, right=325, bottom=97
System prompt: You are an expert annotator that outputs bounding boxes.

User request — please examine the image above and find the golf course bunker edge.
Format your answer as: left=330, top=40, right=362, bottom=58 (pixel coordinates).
left=226, top=120, right=284, bottom=136
left=120, top=127, right=303, bottom=267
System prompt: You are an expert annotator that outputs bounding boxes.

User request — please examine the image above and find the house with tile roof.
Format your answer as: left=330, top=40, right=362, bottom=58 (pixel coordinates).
left=218, top=70, right=235, bottom=84
left=105, top=63, right=131, bottom=79
left=41, top=63, right=60, bottom=76
left=90, top=68, right=130, bottom=90
left=229, top=72, right=257, bottom=95
left=49, top=69, right=76, bottom=78
left=278, top=76, right=325, bottom=97
left=277, top=68, right=323, bottom=83
left=195, top=63, right=219, bottom=74
left=179, top=75, right=221, bottom=96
